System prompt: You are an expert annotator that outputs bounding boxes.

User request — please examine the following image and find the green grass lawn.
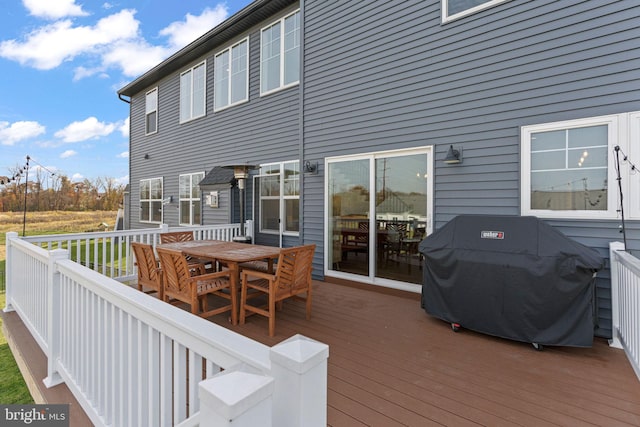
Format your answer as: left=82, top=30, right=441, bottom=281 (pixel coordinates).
left=0, top=293, right=34, bottom=404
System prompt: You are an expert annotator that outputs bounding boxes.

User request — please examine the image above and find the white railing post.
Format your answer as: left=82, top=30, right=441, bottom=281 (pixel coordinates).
left=44, top=248, right=68, bottom=387
left=198, top=369, right=274, bottom=427
left=3, top=232, right=18, bottom=313
left=269, top=334, right=329, bottom=427
left=609, top=241, right=624, bottom=349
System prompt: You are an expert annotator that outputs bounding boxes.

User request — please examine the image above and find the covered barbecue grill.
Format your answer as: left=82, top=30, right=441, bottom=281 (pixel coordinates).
left=419, top=215, right=604, bottom=348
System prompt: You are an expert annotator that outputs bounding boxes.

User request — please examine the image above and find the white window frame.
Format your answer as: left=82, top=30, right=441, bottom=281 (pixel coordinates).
left=140, top=177, right=163, bottom=224
left=521, top=113, right=640, bottom=220
left=179, top=172, right=204, bottom=226
left=180, top=61, right=207, bottom=123
left=260, top=9, right=300, bottom=96
left=214, top=38, right=249, bottom=112
left=145, top=87, right=158, bottom=135
left=442, top=0, right=509, bottom=23
left=258, top=160, right=300, bottom=235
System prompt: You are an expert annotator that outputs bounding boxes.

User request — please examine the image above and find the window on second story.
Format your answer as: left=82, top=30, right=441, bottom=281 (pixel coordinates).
left=140, top=177, right=163, bottom=223
left=442, top=0, right=509, bottom=23
left=214, top=38, right=249, bottom=111
left=179, top=172, right=204, bottom=225
left=145, top=88, right=158, bottom=135
left=180, top=61, right=206, bottom=123
left=260, top=10, right=300, bottom=95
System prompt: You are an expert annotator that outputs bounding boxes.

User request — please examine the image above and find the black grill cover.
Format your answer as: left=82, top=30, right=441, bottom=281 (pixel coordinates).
left=419, top=215, right=604, bottom=347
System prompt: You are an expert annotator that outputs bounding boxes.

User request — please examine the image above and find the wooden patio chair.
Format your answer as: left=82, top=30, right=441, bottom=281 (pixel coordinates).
left=156, top=247, right=233, bottom=318
left=239, top=244, right=316, bottom=336
left=131, top=242, right=163, bottom=300
left=160, top=231, right=214, bottom=271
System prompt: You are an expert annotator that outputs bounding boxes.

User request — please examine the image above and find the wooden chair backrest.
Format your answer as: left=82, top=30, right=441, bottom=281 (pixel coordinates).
left=156, top=247, right=194, bottom=296
left=273, top=244, right=316, bottom=297
left=131, top=242, right=161, bottom=285
left=160, top=231, right=194, bottom=244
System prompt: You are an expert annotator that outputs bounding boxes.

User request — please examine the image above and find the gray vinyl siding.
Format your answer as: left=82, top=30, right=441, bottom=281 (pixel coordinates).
left=301, top=0, right=640, bottom=338
left=128, top=3, right=302, bottom=235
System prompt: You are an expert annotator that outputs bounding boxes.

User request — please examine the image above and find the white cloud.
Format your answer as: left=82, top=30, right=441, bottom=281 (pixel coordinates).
left=119, top=117, right=130, bottom=138
left=60, top=149, right=77, bottom=158
left=0, top=121, right=46, bottom=146
left=71, top=173, right=84, bottom=181
left=101, top=39, right=170, bottom=77
left=114, top=174, right=129, bottom=185
left=159, top=5, right=228, bottom=50
left=0, top=10, right=139, bottom=70
left=54, top=117, right=116, bottom=143
left=23, top=0, right=88, bottom=20
left=117, top=151, right=129, bottom=158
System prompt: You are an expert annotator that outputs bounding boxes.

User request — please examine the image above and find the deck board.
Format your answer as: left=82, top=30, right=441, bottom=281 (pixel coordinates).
left=212, top=280, right=640, bottom=427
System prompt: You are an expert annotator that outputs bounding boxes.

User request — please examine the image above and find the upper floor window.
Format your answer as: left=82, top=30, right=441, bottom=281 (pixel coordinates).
left=259, top=161, right=300, bottom=234
left=140, top=177, right=163, bottom=223
left=260, top=10, right=300, bottom=95
left=145, top=87, right=158, bottom=135
left=442, top=0, right=509, bottom=23
left=180, top=61, right=206, bottom=123
left=214, top=38, right=249, bottom=111
left=179, top=172, right=205, bottom=225
left=521, top=112, right=640, bottom=220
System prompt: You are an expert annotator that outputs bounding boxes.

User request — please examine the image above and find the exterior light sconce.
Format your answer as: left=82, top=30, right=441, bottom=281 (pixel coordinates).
left=303, top=160, right=318, bottom=175
left=144, top=154, right=150, bottom=160
left=444, top=145, right=462, bottom=165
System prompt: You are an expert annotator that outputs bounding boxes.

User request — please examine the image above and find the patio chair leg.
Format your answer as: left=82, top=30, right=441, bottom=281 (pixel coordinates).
left=269, top=295, right=276, bottom=337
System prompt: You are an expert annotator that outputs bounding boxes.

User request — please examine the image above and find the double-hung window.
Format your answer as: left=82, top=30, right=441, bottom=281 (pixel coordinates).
left=260, top=10, right=300, bottom=95
left=179, top=172, right=204, bottom=225
left=442, top=0, right=509, bottom=23
left=214, top=38, right=249, bottom=111
left=180, top=61, right=206, bottom=123
left=259, top=161, right=300, bottom=233
left=521, top=112, right=640, bottom=220
left=145, top=87, right=157, bottom=135
left=140, top=177, right=163, bottom=223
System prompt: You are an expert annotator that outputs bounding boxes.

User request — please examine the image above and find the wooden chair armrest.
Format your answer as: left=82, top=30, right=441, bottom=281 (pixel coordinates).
left=241, top=269, right=274, bottom=281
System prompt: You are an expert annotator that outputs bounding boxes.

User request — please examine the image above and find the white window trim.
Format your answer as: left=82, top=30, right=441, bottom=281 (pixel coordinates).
left=145, top=87, right=158, bottom=135
left=260, top=9, right=300, bottom=97
left=442, top=0, right=510, bottom=23
left=521, top=113, right=640, bottom=220
left=214, top=38, right=249, bottom=112
left=179, top=172, right=204, bottom=226
left=140, top=177, right=163, bottom=224
left=258, top=160, right=300, bottom=236
left=627, top=112, right=640, bottom=220
left=179, top=61, right=207, bottom=124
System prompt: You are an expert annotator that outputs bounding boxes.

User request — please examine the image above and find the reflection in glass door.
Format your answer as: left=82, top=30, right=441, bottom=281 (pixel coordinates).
left=328, top=159, right=370, bottom=277
left=327, top=149, right=431, bottom=285
left=374, top=153, right=428, bottom=284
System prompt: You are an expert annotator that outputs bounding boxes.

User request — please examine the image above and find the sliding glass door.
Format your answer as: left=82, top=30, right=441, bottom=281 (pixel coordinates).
left=326, top=147, right=432, bottom=287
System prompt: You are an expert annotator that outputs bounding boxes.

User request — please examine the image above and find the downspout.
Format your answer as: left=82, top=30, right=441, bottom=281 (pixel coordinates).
left=298, top=0, right=306, bottom=242
left=118, top=93, right=131, bottom=104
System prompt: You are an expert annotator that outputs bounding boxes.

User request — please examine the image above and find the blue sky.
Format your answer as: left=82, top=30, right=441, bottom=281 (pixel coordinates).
left=0, top=0, right=252, bottom=185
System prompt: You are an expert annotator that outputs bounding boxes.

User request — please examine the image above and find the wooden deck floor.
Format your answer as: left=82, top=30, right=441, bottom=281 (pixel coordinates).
left=5, top=280, right=640, bottom=426
left=215, top=280, right=640, bottom=427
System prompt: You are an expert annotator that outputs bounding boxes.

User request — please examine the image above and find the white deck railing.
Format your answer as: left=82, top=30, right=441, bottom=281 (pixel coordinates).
left=4, top=226, right=328, bottom=427
left=609, top=242, right=640, bottom=382
left=22, top=223, right=246, bottom=282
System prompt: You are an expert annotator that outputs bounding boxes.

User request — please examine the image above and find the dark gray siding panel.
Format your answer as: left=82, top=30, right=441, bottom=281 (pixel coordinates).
left=302, top=0, right=640, bottom=335
left=128, top=3, right=301, bottom=230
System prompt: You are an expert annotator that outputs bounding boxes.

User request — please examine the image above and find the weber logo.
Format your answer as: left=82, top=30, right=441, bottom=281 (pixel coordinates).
left=481, top=231, right=504, bottom=239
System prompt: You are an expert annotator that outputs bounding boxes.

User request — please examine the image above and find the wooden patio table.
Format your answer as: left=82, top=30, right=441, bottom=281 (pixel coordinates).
left=157, top=240, right=281, bottom=325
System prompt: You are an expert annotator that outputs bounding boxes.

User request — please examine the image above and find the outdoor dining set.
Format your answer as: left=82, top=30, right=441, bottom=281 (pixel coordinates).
left=131, top=231, right=316, bottom=336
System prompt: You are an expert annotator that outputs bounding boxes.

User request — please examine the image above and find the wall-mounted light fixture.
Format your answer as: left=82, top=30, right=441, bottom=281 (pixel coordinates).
left=144, top=153, right=150, bottom=160
left=162, top=196, right=173, bottom=205
left=443, top=145, right=462, bottom=164
left=303, top=160, right=318, bottom=175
